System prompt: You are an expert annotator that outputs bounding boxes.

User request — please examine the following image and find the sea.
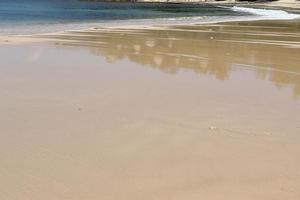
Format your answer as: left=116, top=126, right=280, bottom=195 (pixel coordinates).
left=0, top=0, right=299, bottom=35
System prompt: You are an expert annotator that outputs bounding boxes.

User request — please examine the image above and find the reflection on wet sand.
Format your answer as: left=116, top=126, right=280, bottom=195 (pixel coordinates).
left=42, top=20, right=300, bottom=96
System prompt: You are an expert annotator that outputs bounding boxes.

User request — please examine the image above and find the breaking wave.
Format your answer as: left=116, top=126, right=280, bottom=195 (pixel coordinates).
left=231, top=6, right=299, bottom=20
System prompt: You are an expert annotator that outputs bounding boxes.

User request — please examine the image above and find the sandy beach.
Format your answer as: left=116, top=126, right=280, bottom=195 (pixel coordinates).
left=0, top=18, right=300, bottom=199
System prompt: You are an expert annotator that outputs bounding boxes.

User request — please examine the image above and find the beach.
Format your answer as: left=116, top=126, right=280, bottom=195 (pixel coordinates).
left=0, top=18, right=300, bottom=199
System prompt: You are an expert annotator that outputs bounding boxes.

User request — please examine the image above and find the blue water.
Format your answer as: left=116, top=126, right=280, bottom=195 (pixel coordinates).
left=0, top=0, right=253, bottom=35
left=0, top=0, right=245, bottom=22
left=0, top=0, right=251, bottom=35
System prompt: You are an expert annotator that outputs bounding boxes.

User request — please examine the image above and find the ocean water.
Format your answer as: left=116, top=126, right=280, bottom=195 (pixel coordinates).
left=0, top=0, right=299, bottom=35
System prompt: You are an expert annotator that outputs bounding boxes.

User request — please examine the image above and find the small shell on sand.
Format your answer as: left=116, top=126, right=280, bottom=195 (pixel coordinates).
left=263, top=131, right=271, bottom=135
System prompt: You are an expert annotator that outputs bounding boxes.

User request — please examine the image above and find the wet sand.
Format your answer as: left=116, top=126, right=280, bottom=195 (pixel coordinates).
left=0, top=20, right=300, bottom=199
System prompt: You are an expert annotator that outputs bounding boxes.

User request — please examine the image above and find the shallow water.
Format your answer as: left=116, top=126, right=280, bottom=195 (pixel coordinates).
left=0, top=0, right=249, bottom=35
left=2, top=0, right=300, bottom=36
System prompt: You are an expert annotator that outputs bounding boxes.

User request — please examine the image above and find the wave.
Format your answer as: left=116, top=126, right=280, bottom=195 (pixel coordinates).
left=1, top=6, right=299, bottom=36
left=231, top=6, right=300, bottom=20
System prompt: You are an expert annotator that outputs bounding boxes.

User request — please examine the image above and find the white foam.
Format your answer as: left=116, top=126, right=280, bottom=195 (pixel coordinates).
left=231, top=6, right=299, bottom=20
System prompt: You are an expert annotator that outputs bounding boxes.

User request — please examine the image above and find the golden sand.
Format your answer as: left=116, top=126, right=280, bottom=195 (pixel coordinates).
left=0, top=20, right=300, bottom=199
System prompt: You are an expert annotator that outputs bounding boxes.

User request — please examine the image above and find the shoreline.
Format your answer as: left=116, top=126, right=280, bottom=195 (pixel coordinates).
left=0, top=2, right=299, bottom=40
left=1, top=3, right=300, bottom=199
left=1, top=18, right=300, bottom=45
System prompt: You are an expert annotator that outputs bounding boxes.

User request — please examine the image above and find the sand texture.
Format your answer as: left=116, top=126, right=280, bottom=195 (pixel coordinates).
left=0, top=20, right=300, bottom=199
